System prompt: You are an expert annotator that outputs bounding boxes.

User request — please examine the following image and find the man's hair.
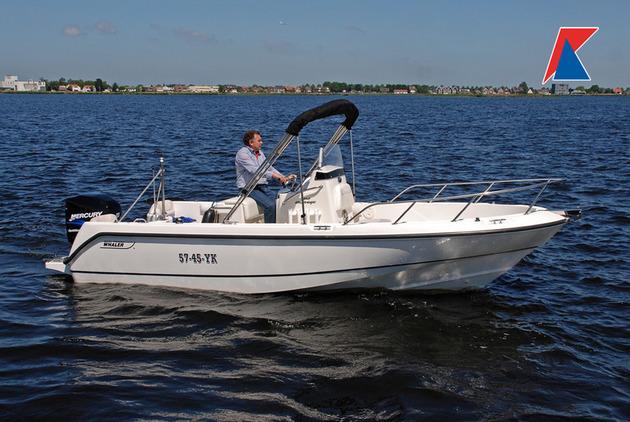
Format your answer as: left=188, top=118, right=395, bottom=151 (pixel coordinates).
left=243, top=130, right=261, bottom=146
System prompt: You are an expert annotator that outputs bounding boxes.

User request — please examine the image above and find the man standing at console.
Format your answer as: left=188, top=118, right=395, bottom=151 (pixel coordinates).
left=235, top=130, right=291, bottom=223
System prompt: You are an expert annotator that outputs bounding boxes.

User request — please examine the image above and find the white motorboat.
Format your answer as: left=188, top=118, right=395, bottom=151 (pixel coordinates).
left=45, top=100, right=579, bottom=293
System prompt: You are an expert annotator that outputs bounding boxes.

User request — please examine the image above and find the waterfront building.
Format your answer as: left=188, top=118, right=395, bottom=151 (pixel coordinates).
left=188, top=85, right=219, bottom=93
left=144, top=85, right=174, bottom=93
left=0, top=75, right=18, bottom=90
left=16, top=80, right=45, bottom=91
left=551, top=83, right=569, bottom=95
left=1, top=75, right=45, bottom=91
left=437, top=86, right=454, bottom=95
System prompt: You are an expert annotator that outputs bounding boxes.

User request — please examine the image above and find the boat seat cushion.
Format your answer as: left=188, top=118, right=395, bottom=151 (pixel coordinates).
left=90, top=213, right=118, bottom=223
left=149, top=200, right=175, bottom=217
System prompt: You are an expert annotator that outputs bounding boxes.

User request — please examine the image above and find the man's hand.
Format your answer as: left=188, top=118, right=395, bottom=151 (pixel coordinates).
left=282, top=174, right=297, bottom=185
left=275, top=173, right=296, bottom=185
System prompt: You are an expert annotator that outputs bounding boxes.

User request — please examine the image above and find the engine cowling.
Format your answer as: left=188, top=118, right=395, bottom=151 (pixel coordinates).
left=65, top=193, right=121, bottom=243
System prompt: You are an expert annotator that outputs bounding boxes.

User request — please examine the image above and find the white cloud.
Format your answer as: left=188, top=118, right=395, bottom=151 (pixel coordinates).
left=63, top=25, right=82, bottom=37
left=95, top=21, right=116, bottom=34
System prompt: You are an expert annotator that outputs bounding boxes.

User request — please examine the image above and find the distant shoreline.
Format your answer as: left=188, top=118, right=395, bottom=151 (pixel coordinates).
left=0, top=91, right=626, bottom=97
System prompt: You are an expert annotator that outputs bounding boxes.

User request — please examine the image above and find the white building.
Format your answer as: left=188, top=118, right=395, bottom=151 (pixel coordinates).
left=0, top=75, right=18, bottom=89
left=188, top=85, right=219, bottom=93
left=153, top=85, right=173, bottom=93
left=551, top=83, right=570, bottom=95
left=1, top=75, right=46, bottom=91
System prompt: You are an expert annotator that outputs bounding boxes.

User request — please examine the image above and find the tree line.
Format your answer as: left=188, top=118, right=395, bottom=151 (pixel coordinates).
left=38, top=77, right=626, bottom=95
left=322, top=81, right=432, bottom=94
left=324, top=81, right=531, bottom=94
left=323, top=81, right=625, bottom=94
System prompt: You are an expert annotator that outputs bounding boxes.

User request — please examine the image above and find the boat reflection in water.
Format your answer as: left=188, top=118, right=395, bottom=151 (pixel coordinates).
left=45, top=276, right=544, bottom=418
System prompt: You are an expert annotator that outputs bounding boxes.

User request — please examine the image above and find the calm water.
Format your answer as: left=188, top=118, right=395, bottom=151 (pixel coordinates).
left=0, top=94, right=628, bottom=420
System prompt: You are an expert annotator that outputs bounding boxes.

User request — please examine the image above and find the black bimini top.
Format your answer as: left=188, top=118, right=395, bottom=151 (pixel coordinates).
left=286, top=99, right=359, bottom=136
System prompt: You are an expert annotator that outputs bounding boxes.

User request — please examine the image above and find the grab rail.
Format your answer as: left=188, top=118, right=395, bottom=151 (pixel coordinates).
left=119, top=158, right=166, bottom=222
left=345, top=178, right=563, bottom=225
left=390, top=178, right=561, bottom=202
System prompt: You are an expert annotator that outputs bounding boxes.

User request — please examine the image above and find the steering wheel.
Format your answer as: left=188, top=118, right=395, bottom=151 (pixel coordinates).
left=285, top=175, right=298, bottom=191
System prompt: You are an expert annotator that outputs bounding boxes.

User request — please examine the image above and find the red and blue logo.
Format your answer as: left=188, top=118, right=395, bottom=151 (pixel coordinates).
left=542, top=27, right=599, bottom=84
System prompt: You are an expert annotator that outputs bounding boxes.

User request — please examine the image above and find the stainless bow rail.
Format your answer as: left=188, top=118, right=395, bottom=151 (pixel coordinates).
left=345, top=178, right=563, bottom=225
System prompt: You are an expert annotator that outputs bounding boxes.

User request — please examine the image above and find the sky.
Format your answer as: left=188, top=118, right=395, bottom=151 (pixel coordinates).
left=1, top=0, right=628, bottom=87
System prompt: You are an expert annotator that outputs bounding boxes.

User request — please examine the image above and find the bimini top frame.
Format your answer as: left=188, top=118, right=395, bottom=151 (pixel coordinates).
left=223, top=99, right=359, bottom=223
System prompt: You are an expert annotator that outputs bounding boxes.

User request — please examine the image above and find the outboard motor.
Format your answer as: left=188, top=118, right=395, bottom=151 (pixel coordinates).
left=65, top=193, right=121, bottom=243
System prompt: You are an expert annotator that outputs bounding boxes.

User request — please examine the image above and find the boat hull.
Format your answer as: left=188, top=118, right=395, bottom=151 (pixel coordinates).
left=70, top=247, right=534, bottom=293
left=57, top=217, right=566, bottom=294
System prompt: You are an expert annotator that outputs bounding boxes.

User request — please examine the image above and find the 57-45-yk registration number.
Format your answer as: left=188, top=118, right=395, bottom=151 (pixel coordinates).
left=178, top=253, right=218, bottom=264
